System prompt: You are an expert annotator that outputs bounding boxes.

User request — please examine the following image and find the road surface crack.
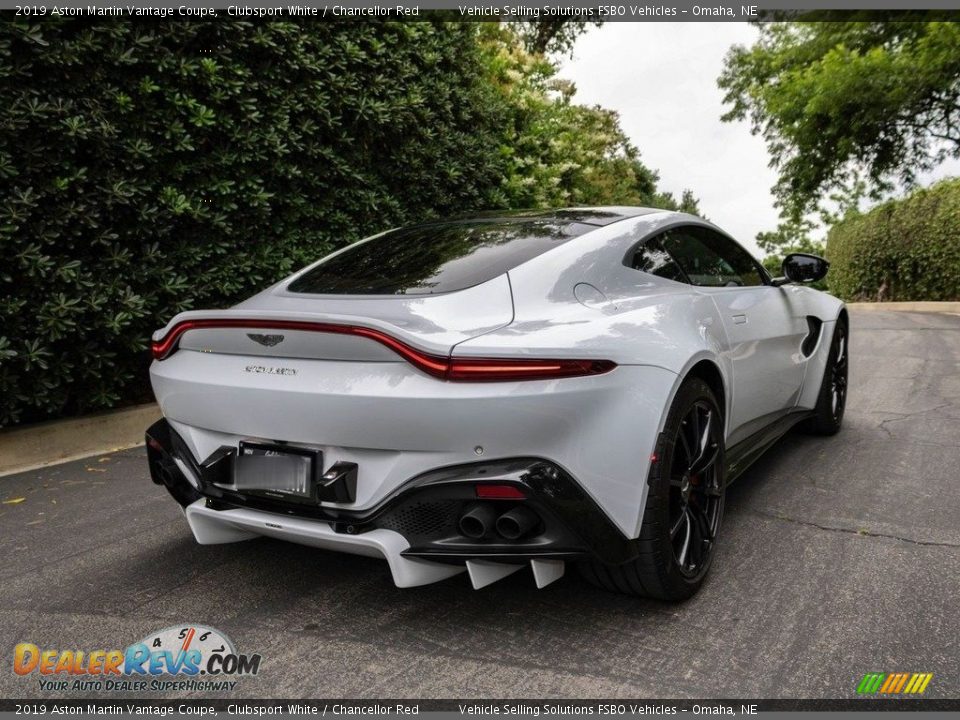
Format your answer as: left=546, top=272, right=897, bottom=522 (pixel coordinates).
left=875, top=402, right=959, bottom=440
left=748, top=509, right=960, bottom=549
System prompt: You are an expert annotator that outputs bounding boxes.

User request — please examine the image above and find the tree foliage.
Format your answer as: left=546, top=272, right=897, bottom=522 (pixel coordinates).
left=485, top=25, right=698, bottom=211
left=514, top=19, right=602, bottom=56
left=719, top=20, right=960, bottom=221
left=826, top=178, right=960, bottom=301
left=0, top=20, right=698, bottom=427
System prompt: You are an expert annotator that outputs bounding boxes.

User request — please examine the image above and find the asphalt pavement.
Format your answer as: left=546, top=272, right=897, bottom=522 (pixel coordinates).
left=1, top=309, right=958, bottom=700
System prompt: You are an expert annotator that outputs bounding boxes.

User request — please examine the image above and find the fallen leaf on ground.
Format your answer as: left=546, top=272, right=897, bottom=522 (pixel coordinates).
left=2, top=497, right=25, bottom=505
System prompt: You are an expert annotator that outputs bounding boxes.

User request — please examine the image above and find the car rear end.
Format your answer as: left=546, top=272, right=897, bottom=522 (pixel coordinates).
left=146, top=214, right=672, bottom=588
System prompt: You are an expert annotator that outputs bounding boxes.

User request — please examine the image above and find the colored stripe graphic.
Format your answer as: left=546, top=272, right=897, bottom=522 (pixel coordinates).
left=892, top=673, right=909, bottom=693
left=857, top=673, right=885, bottom=693
left=857, top=673, right=933, bottom=695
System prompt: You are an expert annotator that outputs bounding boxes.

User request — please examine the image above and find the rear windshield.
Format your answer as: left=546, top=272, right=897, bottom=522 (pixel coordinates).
left=287, top=219, right=590, bottom=295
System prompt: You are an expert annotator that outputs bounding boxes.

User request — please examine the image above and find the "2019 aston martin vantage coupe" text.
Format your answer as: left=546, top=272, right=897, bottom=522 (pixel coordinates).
left=146, top=208, right=847, bottom=600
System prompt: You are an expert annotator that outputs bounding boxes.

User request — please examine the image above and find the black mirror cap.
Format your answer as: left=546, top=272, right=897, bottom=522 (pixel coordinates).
left=782, top=253, right=829, bottom=283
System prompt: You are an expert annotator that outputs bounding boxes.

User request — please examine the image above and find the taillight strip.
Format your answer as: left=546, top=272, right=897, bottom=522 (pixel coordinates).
left=150, top=319, right=616, bottom=382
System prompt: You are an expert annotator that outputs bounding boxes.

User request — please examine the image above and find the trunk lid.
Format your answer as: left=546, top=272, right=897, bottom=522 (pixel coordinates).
left=154, top=274, right=514, bottom=362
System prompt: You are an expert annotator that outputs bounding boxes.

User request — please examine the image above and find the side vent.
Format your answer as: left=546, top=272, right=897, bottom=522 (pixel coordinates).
left=801, top=316, right=823, bottom=357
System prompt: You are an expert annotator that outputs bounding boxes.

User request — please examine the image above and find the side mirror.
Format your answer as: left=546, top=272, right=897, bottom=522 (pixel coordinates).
left=773, top=253, right=829, bottom=286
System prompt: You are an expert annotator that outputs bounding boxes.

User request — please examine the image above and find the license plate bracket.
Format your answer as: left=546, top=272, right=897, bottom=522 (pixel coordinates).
left=234, top=441, right=322, bottom=504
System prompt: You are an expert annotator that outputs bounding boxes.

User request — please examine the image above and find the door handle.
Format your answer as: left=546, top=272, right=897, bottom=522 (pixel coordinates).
left=732, top=314, right=748, bottom=325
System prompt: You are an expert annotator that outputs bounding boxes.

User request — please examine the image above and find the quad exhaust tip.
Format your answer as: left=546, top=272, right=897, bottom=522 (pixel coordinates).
left=458, top=504, right=542, bottom=541
left=458, top=504, right=498, bottom=539
left=495, top=506, right=539, bottom=540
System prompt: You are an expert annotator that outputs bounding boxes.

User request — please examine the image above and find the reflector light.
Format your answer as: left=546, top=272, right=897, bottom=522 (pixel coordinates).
left=475, top=484, right=527, bottom=499
left=150, top=318, right=616, bottom=382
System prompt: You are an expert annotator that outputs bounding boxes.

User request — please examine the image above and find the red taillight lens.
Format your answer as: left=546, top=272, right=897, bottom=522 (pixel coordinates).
left=448, top=357, right=616, bottom=382
left=475, top=484, right=527, bottom=499
left=151, top=319, right=616, bottom=382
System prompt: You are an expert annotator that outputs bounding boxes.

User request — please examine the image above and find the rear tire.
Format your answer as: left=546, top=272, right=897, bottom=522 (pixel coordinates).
left=580, top=377, right=725, bottom=601
left=801, top=318, right=848, bottom=436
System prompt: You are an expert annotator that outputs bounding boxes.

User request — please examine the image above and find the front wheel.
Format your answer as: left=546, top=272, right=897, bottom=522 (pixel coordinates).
left=801, top=317, right=848, bottom=436
left=580, top=377, right=725, bottom=601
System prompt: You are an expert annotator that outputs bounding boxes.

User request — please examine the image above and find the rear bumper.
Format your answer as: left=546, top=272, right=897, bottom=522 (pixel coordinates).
left=183, top=500, right=464, bottom=588
left=150, top=354, right=678, bottom=538
left=147, top=418, right=638, bottom=587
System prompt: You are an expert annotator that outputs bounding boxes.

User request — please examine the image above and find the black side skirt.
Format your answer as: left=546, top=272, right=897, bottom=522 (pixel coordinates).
left=725, top=410, right=814, bottom=484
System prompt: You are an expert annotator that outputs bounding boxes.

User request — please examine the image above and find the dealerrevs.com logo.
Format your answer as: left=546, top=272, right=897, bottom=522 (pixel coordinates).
left=14, top=624, right=262, bottom=693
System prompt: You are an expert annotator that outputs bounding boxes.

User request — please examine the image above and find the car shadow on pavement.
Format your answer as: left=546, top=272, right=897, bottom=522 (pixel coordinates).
left=723, top=426, right=823, bottom=507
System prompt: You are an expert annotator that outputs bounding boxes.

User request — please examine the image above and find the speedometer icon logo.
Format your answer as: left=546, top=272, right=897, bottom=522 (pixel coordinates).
left=127, top=623, right=261, bottom=677
left=139, top=625, right=236, bottom=670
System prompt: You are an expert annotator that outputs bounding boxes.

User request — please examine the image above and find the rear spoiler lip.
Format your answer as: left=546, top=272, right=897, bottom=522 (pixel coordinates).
left=152, top=309, right=397, bottom=344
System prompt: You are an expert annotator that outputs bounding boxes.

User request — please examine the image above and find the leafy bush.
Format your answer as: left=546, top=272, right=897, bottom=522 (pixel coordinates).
left=0, top=21, right=518, bottom=426
left=826, top=177, right=960, bottom=301
left=0, top=20, right=695, bottom=427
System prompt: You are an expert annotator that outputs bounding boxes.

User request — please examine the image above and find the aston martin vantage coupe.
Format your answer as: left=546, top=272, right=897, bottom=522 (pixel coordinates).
left=146, top=208, right=847, bottom=600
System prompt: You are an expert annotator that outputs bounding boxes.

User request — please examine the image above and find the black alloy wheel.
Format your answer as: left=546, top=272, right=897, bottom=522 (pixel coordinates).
left=579, top=377, right=726, bottom=601
left=830, top=324, right=848, bottom=424
left=803, top=318, right=849, bottom=436
left=669, top=400, right=723, bottom=578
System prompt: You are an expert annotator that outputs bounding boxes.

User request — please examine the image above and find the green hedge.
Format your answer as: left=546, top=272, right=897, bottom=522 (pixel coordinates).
left=0, top=21, right=514, bottom=426
left=826, top=178, right=960, bottom=301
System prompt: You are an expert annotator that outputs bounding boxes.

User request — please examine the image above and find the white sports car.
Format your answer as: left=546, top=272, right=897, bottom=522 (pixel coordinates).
left=147, top=208, right=847, bottom=600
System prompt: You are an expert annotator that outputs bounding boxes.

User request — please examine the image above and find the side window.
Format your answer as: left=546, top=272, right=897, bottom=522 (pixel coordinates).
left=630, top=236, right=688, bottom=284
left=659, top=226, right=765, bottom=287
